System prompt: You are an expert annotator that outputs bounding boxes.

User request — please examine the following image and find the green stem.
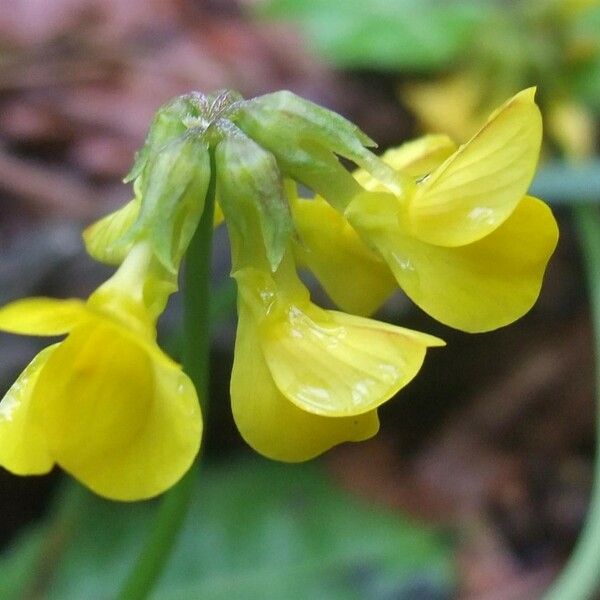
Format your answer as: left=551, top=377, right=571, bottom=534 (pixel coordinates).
left=118, top=156, right=216, bottom=600
left=544, top=205, right=600, bottom=600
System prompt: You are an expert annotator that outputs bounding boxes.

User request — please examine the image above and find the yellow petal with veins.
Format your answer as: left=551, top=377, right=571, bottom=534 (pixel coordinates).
left=409, top=88, right=542, bottom=247
left=259, top=288, right=443, bottom=417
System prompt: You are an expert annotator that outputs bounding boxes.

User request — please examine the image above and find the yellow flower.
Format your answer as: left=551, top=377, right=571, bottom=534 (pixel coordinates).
left=0, top=243, right=201, bottom=501
left=213, top=131, right=444, bottom=461
left=295, top=89, right=559, bottom=332
left=229, top=260, right=443, bottom=462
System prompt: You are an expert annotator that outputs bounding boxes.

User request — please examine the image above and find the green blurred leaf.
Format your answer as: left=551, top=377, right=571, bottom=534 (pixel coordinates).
left=0, top=527, right=46, bottom=599
left=256, top=0, right=487, bottom=71
left=0, top=460, right=454, bottom=600
left=571, top=56, right=600, bottom=110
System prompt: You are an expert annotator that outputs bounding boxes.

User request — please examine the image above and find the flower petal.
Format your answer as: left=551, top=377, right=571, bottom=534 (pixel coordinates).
left=293, top=196, right=396, bottom=316
left=0, top=346, right=56, bottom=475
left=409, top=88, right=542, bottom=247
left=83, top=197, right=141, bottom=265
left=347, top=192, right=558, bottom=332
left=0, top=298, right=87, bottom=336
left=231, top=301, right=379, bottom=462
left=380, top=135, right=458, bottom=177
left=35, top=322, right=201, bottom=501
left=260, top=299, right=443, bottom=417
left=354, top=135, right=457, bottom=189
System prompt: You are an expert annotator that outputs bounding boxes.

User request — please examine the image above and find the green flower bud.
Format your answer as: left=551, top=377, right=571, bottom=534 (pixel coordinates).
left=131, top=133, right=211, bottom=273
left=125, top=94, right=202, bottom=183
left=104, top=88, right=411, bottom=277
left=215, top=130, right=293, bottom=272
left=234, top=91, right=411, bottom=201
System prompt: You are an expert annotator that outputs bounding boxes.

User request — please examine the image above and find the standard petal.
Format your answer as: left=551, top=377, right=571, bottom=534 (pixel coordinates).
left=231, top=301, right=379, bottom=462
left=293, top=196, right=396, bottom=316
left=260, top=298, right=443, bottom=417
left=0, top=298, right=87, bottom=336
left=0, top=346, right=56, bottom=475
left=83, top=197, right=141, bottom=265
left=347, top=192, right=558, bottom=332
left=35, top=322, right=201, bottom=501
left=409, top=88, right=542, bottom=247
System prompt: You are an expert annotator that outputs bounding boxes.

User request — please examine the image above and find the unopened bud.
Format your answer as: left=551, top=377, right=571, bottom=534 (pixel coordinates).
left=215, top=131, right=293, bottom=272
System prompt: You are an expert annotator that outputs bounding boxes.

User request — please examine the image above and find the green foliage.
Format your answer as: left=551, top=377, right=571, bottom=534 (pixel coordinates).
left=566, top=6, right=600, bottom=110
left=0, top=460, right=454, bottom=600
left=572, top=55, right=600, bottom=110
left=256, top=0, right=486, bottom=71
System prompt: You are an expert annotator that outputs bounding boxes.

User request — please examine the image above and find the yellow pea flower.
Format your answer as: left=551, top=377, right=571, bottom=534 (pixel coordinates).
left=229, top=259, right=443, bottom=461
left=297, top=88, right=558, bottom=332
left=295, top=90, right=558, bottom=330
left=213, top=129, right=444, bottom=460
left=290, top=136, right=459, bottom=317
left=0, top=243, right=201, bottom=501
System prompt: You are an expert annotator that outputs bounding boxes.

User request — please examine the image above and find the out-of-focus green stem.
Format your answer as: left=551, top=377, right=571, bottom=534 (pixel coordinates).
left=117, top=155, right=216, bottom=600
left=531, top=160, right=600, bottom=205
left=544, top=205, right=600, bottom=600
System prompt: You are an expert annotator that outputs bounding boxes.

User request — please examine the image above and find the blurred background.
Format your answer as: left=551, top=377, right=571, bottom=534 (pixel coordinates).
left=0, top=1, right=599, bottom=598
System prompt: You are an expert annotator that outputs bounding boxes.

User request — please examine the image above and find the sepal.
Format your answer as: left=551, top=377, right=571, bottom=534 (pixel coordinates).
left=124, top=94, right=199, bottom=183
left=235, top=91, right=412, bottom=200
left=131, top=134, right=211, bottom=272
left=215, top=132, right=293, bottom=271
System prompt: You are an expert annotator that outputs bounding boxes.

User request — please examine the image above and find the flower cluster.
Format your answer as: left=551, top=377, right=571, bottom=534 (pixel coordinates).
left=0, top=88, right=557, bottom=500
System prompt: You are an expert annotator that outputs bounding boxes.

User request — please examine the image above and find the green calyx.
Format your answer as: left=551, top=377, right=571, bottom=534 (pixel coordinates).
left=215, top=132, right=293, bottom=272
left=89, top=88, right=396, bottom=277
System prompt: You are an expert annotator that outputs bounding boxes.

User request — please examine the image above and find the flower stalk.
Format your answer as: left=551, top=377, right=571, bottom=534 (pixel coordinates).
left=117, top=154, right=216, bottom=600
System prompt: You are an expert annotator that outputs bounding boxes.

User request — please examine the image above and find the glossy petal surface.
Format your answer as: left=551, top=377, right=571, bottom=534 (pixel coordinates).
left=231, top=299, right=379, bottom=462
left=260, top=296, right=443, bottom=417
left=409, top=88, right=542, bottom=247
left=293, top=196, right=396, bottom=315
left=35, top=322, right=201, bottom=501
left=347, top=193, right=558, bottom=332
left=0, top=298, right=86, bottom=336
left=0, top=346, right=55, bottom=475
